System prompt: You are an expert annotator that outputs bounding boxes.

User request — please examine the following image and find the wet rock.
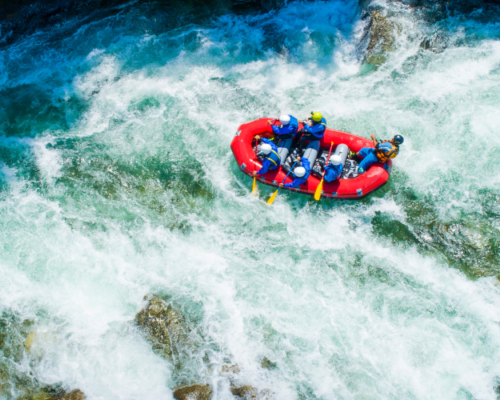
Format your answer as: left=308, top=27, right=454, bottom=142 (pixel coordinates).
left=222, top=364, right=241, bottom=374
left=51, top=389, right=86, bottom=400
left=420, top=32, right=448, bottom=53
left=231, top=385, right=258, bottom=399
left=231, top=385, right=273, bottom=399
left=135, top=295, right=189, bottom=362
left=363, top=11, right=396, bottom=66
left=173, top=384, right=212, bottom=400
left=260, top=357, right=277, bottom=370
left=18, top=387, right=85, bottom=400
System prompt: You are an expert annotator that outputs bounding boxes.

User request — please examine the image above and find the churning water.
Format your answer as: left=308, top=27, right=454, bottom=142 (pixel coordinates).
left=1, top=0, right=500, bottom=398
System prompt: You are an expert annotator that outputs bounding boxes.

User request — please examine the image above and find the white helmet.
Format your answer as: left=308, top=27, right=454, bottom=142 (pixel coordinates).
left=329, top=154, right=342, bottom=165
left=294, top=166, right=306, bottom=178
left=260, top=143, right=272, bottom=155
left=279, top=115, right=291, bottom=125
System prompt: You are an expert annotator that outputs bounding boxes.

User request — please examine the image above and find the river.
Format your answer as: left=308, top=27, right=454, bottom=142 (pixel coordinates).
left=1, top=0, right=500, bottom=399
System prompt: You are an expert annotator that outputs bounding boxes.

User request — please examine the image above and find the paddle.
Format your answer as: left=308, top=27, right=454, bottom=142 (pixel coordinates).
left=252, top=137, right=259, bottom=196
left=267, top=161, right=298, bottom=205
left=314, top=141, right=334, bottom=201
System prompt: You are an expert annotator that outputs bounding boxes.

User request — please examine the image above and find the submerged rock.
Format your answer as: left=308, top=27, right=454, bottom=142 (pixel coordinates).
left=135, top=294, right=188, bottom=363
left=52, top=390, right=86, bottom=400
left=231, top=385, right=273, bottom=399
left=363, top=11, right=396, bottom=66
left=18, top=387, right=85, bottom=400
left=231, top=385, right=258, bottom=399
left=173, top=384, right=212, bottom=400
left=221, top=364, right=241, bottom=374
left=260, top=357, right=277, bottom=370
left=420, top=32, right=448, bottom=53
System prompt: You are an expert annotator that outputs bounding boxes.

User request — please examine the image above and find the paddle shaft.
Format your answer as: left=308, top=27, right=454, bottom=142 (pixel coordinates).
left=323, top=141, right=335, bottom=175
left=278, top=161, right=298, bottom=189
left=267, top=161, right=298, bottom=205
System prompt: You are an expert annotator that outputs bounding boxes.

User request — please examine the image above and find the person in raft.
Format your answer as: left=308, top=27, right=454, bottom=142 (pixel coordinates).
left=323, top=154, right=343, bottom=182
left=297, top=111, right=327, bottom=150
left=352, top=134, right=404, bottom=174
left=267, top=114, right=299, bottom=139
left=279, top=156, right=311, bottom=189
left=252, top=136, right=281, bottom=176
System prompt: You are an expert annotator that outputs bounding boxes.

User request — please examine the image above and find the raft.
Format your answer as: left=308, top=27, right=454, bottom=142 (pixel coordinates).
left=231, top=118, right=392, bottom=199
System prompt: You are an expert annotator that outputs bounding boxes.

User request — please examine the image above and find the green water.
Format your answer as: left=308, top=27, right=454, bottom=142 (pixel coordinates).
left=1, top=0, right=500, bottom=399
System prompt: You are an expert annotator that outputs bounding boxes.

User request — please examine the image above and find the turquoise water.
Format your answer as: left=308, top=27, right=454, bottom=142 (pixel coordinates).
left=1, top=0, right=500, bottom=399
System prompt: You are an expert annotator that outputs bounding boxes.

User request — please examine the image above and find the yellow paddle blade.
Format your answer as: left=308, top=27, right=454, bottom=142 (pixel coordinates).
left=267, top=189, right=279, bottom=205
left=314, top=178, right=324, bottom=201
left=252, top=176, right=258, bottom=196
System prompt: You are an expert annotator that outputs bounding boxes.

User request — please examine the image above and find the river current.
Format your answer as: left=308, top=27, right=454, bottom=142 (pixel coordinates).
left=1, top=0, right=500, bottom=399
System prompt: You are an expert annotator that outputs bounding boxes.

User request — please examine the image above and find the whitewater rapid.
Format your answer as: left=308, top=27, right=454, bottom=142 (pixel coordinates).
left=1, top=0, right=500, bottom=399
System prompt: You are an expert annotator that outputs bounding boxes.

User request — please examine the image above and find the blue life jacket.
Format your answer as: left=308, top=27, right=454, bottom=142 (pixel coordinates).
left=257, top=138, right=281, bottom=175
left=284, top=158, right=311, bottom=188
left=272, top=115, right=299, bottom=137
left=324, top=163, right=343, bottom=182
left=304, top=117, right=327, bottom=139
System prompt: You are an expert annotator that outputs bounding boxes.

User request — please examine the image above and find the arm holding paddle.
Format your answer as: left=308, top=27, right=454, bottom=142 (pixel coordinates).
left=268, top=161, right=298, bottom=205
left=313, top=141, right=334, bottom=201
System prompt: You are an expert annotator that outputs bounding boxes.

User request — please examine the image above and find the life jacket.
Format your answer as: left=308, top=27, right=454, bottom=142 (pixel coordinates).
left=375, top=141, right=399, bottom=162
left=294, top=159, right=311, bottom=181
left=308, top=118, right=327, bottom=139
left=264, top=148, right=281, bottom=169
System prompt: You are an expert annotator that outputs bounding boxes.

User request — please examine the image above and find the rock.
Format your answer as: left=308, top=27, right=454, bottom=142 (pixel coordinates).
left=135, top=295, right=188, bottom=362
left=221, top=364, right=241, bottom=374
left=420, top=32, right=448, bottom=53
left=363, top=11, right=396, bottom=66
left=260, top=357, right=277, bottom=370
left=231, top=386, right=274, bottom=400
left=173, top=384, right=212, bottom=400
left=52, top=390, right=86, bottom=400
left=231, top=385, right=258, bottom=399
left=18, top=387, right=85, bottom=400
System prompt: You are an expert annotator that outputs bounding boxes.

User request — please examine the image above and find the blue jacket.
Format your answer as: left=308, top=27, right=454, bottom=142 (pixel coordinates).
left=303, top=117, right=327, bottom=139
left=257, top=138, right=281, bottom=175
left=324, top=163, right=343, bottom=183
left=272, top=116, right=299, bottom=137
left=284, top=158, right=311, bottom=188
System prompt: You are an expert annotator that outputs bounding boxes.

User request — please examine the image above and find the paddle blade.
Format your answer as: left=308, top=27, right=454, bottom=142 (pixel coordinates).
left=252, top=176, right=258, bottom=196
left=267, top=189, right=279, bottom=205
left=314, top=178, right=324, bottom=201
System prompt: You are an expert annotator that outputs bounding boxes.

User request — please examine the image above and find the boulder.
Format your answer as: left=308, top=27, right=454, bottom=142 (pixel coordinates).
left=52, top=390, right=86, bottom=400
left=221, top=364, right=241, bottom=374
left=173, top=384, right=212, bottom=400
left=18, top=388, right=85, bottom=400
left=231, top=385, right=258, bottom=399
left=135, top=295, right=188, bottom=362
left=260, top=357, right=277, bottom=370
left=420, top=32, right=448, bottom=53
left=231, top=385, right=273, bottom=399
left=363, top=11, right=396, bottom=65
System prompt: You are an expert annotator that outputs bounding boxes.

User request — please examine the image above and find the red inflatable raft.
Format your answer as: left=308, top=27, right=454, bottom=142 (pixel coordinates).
left=231, top=118, right=392, bottom=199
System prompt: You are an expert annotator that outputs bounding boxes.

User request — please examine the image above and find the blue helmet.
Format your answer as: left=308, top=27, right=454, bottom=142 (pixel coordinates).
left=393, top=135, right=404, bottom=144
